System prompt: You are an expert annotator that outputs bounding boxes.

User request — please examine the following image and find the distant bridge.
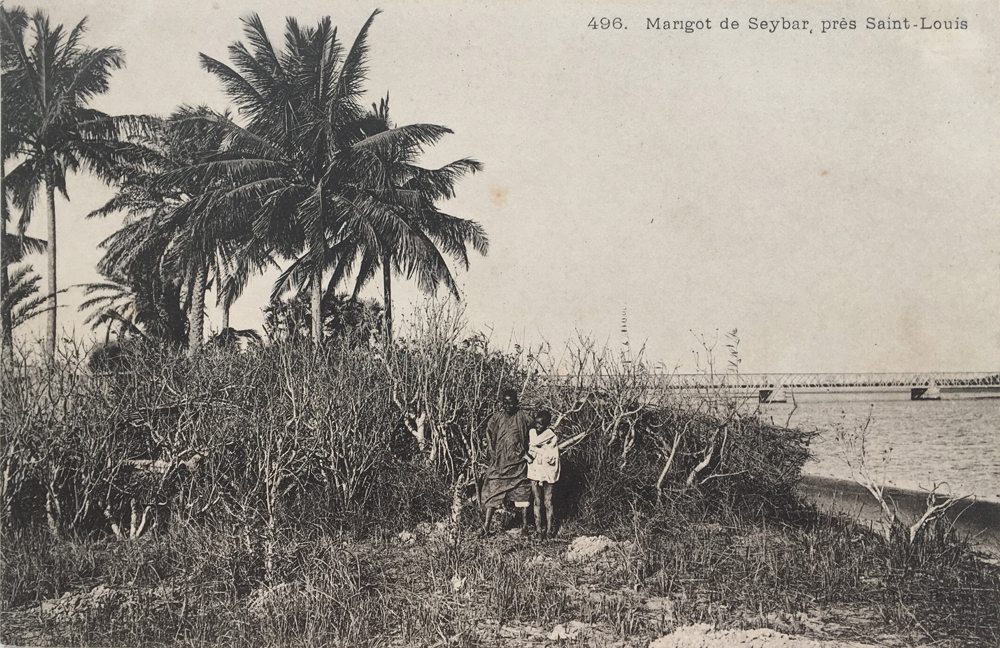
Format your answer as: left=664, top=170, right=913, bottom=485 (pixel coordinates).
left=659, top=372, right=1000, bottom=402
left=659, top=372, right=1000, bottom=390
left=546, top=372, right=1000, bottom=402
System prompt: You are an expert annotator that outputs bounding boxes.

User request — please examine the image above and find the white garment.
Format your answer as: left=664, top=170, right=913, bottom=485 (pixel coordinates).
left=527, top=427, right=560, bottom=483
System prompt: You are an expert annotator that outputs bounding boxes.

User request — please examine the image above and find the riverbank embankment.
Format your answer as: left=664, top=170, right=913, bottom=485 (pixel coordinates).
left=798, top=475, right=1000, bottom=557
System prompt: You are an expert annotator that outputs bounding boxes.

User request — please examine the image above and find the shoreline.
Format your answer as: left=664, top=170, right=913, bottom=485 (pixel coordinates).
left=796, top=474, right=1000, bottom=556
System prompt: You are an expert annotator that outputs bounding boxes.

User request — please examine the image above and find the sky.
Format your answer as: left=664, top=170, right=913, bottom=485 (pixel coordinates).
left=9, top=0, right=1000, bottom=373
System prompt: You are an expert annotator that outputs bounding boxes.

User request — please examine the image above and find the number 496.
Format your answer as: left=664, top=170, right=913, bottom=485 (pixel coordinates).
left=588, top=17, right=624, bottom=29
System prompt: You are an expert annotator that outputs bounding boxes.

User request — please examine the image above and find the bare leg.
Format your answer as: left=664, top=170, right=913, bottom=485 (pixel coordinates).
left=531, top=482, right=543, bottom=536
left=544, top=483, right=555, bottom=537
left=520, top=505, right=530, bottom=532
left=482, top=506, right=496, bottom=536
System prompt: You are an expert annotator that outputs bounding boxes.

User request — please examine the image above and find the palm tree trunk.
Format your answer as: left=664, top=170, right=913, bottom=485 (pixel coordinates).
left=382, top=249, right=393, bottom=344
left=0, top=225, right=10, bottom=353
left=188, top=261, right=207, bottom=354
left=221, top=299, right=230, bottom=331
left=1, top=157, right=11, bottom=354
left=311, top=260, right=323, bottom=344
left=310, top=229, right=325, bottom=344
left=44, top=168, right=58, bottom=360
left=0, top=208, right=10, bottom=353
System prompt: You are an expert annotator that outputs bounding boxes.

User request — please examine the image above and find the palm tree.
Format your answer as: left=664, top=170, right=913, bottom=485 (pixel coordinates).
left=2, top=106, right=48, bottom=351
left=214, top=238, right=276, bottom=332
left=80, top=217, right=187, bottom=346
left=89, top=107, right=249, bottom=352
left=1, top=7, right=143, bottom=357
left=343, top=96, right=488, bottom=342
left=192, top=11, right=380, bottom=344
left=267, top=98, right=487, bottom=344
left=0, top=6, right=34, bottom=353
left=1, top=159, right=47, bottom=350
left=151, top=107, right=247, bottom=353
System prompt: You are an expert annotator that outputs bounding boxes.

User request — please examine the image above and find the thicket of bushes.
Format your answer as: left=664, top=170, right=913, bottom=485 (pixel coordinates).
left=2, top=308, right=812, bottom=564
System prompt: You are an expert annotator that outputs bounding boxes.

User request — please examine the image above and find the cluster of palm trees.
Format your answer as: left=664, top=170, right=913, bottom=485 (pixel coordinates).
left=1, top=6, right=487, bottom=358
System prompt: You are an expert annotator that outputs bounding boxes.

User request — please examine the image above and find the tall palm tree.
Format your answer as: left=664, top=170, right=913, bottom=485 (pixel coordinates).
left=344, top=96, right=488, bottom=342
left=2, top=15, right=58, bottom=350
left=191, top=11, right=380, bottom=344
left=267, top=99, right=487, bottom=344
left=1, top=7, right=144, bottom=357
left=153, top=107, right=247, bottom=353
left=89, top=107, right=247, bottom=352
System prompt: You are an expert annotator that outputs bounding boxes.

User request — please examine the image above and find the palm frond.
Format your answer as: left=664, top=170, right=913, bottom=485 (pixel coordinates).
left=336, top=10, right=380, bottom=104
left=350, top=248, right=379, bottom=300
left=1, top=232, right=47, bottom=265
left=199, top=53, right=267, bottom=113
left=404, top=158, right=483, bottom=201
left=352, top=123, right=453, bottom=160
left=2, top=263, right=61, bottom=329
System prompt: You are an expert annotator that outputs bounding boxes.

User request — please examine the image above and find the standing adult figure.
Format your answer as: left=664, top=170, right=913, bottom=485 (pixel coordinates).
left=480, top=389, right=533, bottom=535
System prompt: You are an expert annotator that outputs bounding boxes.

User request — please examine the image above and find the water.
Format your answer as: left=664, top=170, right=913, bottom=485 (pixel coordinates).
left=759, top=391, right=1000, bottom=503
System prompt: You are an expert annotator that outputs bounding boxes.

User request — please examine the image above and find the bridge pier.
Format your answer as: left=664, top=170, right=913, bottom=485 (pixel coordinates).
left=759, top=388, right=787, bottom=403
left=911, top=386, right=941, bottom=401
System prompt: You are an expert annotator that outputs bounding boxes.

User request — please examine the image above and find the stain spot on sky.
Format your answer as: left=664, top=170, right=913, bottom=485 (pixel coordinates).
left=820, top=170, right=829, bottom=177
left=490, top=186, right=508, bottom=207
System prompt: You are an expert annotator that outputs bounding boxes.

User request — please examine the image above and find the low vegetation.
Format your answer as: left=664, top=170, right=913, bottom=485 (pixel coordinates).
left=2, top=308, right=998, bottom=646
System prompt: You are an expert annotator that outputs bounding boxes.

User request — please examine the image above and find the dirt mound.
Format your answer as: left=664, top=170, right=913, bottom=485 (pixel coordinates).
left=564, top=534, right=637, bottom=562
left=39, top=584, right=124, bottom=622
left=565, top=534, right=615, bottom=561
left=32, top=582, right=183, bottom=629
left=492, top=619, right=620, bottom=645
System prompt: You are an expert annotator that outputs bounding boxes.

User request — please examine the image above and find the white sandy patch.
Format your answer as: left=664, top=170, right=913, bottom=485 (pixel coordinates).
left=651, top=623, right=890, bottom=648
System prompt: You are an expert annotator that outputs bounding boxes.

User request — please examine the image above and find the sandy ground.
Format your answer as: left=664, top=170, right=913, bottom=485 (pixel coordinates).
left=650, top=624, right=886, bottom=648
left=481, top=622, right=892, bottom=648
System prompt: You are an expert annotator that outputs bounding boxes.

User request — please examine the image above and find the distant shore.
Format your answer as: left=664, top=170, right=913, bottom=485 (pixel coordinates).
left=797, top=474, right=1000, bottom=556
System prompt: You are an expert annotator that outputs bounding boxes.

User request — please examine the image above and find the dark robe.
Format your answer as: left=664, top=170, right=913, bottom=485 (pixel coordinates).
left=481, top=408, right=533, bottom=508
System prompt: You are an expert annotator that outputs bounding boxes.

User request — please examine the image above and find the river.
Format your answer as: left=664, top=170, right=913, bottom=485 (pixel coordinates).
left=758, top=391, right=1000, bottom=503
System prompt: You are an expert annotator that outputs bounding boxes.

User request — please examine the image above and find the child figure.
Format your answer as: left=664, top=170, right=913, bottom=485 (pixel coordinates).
left=525, top=410, right=560, bottom=539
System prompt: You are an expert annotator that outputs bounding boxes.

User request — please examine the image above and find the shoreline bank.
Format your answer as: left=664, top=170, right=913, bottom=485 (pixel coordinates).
left=797, top=474, right=1000, bottom=556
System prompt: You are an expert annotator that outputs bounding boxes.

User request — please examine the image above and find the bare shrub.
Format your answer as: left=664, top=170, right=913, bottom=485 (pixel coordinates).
left=836, top=410, right=974, bottom=546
